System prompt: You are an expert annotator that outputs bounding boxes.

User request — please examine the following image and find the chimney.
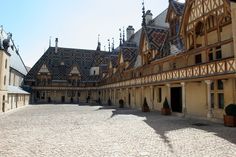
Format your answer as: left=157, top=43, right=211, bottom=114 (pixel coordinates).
left=145, top=10, right=153, bottom=24
left=126, top=26, right=135, bottom=41
left=55, top=38, right=58, bottom=53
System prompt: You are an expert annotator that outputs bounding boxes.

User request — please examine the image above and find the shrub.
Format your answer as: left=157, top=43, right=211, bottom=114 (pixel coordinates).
left=225, top=104, right=236, bottom=116
left=108, top=98, right=112, bottom=106
left=163, top=97, right=170, bottom=109
left=119, top=99, right=124, bottom=108
left=142, top=97, right=150, bottom=112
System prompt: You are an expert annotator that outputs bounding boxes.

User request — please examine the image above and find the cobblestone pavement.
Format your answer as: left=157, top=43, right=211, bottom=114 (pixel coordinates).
left=0, top=104, right=236, bottom=157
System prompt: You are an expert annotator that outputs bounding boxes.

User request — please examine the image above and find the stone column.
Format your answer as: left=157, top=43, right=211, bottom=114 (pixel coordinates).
left=126, top=88, right=129, bottom=107
left=181, top=82, right=187, bottom=117
left=141, top=86, right=144, bottom=108
left=150, top=86, right=154, bottom=110
left=205, top=80, right=213, bottom=118
left=132, top=87, right=136, bottom=108
left=166, top=84, right=171, bottom=106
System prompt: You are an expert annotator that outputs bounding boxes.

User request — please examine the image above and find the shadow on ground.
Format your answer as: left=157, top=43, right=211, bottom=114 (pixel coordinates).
left=97, top=105, right=236, bottom=152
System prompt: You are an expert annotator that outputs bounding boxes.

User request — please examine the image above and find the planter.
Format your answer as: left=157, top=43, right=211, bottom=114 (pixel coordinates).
left=161, top=108, right=171, bottom=115
left=142, top=106, right=150, bottom=112
left=224, top=115, right=236, bottom=127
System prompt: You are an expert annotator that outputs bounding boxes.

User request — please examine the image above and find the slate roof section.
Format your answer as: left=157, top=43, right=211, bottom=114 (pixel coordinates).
left=170, top=0, right=185, bottom=16
left=149, top=9, right=169, bottom=28
left=0, top=28, right=28, bottom=75
left=8, top=85, right=30, bottom=94
left=25, top=47, right=117, bottom=83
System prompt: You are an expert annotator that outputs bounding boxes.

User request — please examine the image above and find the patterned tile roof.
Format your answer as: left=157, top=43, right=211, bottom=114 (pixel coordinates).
left=25, top=47, right=113, bottom=82
left=121, top=46, right=138, bottom=63
left=145, top=26, right=169, bottom=51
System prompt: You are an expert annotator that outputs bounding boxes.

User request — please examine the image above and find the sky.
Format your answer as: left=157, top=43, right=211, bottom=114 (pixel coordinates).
left=1, top=0, right=185, bottom=67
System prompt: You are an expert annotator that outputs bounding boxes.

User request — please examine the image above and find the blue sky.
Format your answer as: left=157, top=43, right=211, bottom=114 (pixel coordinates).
left=1, top=0, right=185, bottom=67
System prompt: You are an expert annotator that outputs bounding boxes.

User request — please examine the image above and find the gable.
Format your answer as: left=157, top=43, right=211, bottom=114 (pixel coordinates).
left=181, top=0, right=230, bottom=34
left=69, top=66, right=80, bottom=75
left=38, top=64, right=49, bottom=74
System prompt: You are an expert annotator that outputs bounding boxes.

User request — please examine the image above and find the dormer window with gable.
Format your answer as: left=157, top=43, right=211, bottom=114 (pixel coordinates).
left=68, top=66, right=81, bottom=86
left=90, top=67, right=100, bottom=76
left=36, top=64, right=51, bottom=86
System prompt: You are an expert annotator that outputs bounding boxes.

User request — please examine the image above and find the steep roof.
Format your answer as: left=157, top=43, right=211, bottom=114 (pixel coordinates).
left=0, top=28, right=28, bottom=75
left=149, top=9, right=169, bottom=28
left=144, top=26, right=169, bottom=51
left=170, top=0, right=185, bottom=16
left=25, top=47, right=112, bottom=82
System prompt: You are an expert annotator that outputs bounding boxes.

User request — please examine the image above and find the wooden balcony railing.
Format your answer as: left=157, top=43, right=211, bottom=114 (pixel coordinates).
left=100, top=57, right=236, bottom=89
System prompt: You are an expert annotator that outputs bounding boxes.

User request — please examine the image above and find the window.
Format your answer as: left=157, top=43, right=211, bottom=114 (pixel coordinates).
left=217, top=80, right=224, bottom=90
left=216, top=46, right=222, bottom=60
left=211, top=93, right=215, bottom=108
left=4, top=75, right=6, bottom=85
left=218, top=93, right=224, bottom=109
left=206, top=15, right=216, bottom=30
left=172, top=63, right=176, bottom=69
left=195, top=54, right=202, bottom=64
left=5, top=59, right=7, bottom=69
left=208, top=48, right=214, bottom=62
left=208, top=53, right=213, bottom=61
left=210, top=80, right=224, bottom=109
left=195, top=22, right=204, bottom=36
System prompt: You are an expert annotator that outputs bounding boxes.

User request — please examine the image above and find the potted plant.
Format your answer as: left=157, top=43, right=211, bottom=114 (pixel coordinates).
left=119, top=99, right=124, bottom=108
left=161, top=97, right=171, bottom=115
left=108, top=98, right=112, bottom=106
left=224, top=104, right=236, bottom=127
left=142, top=97, right=150, bottom=112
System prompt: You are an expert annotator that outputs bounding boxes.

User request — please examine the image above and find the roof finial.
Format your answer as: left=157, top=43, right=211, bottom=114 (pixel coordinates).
left=96, top=34, right=101, bottom=51
left=49, top=36, right=51, bottom=47
left=119, top=28, right=122, bottom=46
left=142, top=0, right=146, bottom=27
left=112, top=38, right=114, bottom=51
left=123, top=27, right=125, bottom=43
left=108, top=39, right=110, bottom=52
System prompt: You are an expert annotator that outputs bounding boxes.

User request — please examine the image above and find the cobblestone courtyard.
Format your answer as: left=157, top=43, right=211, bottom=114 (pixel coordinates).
left=0, top=104, right=236, bottom=157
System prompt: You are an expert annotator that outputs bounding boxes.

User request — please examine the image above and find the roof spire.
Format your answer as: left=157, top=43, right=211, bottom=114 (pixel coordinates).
left=119, top=28, right=122, bottom=46
left=96, top=34, right=101, bottom=51
left=123, top=27, right=125, bottom=43
left=104, top=45, right=106, bottom=51
left=112, top=38, right=114, bottom=51
left=49, top=36, right=51, bottom=47
left=142, top=0, right=146, bottom=27
left=108, top=39, right=111, bottom=52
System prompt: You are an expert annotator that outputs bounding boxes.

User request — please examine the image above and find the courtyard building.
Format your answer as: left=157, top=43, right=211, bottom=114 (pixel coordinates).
left=25, top=0, right=236, bottom=121
left=0, top=27, right=30, bottom=113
